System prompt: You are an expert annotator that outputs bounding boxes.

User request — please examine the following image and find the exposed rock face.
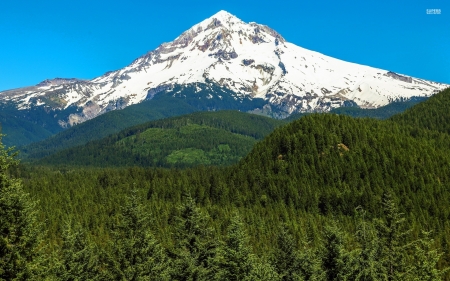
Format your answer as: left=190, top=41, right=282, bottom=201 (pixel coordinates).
left=36, top=78, right=84, bottom=87
left=384, top=71, right=413, bottom=83
left=0, top=10, right=448, bottom=127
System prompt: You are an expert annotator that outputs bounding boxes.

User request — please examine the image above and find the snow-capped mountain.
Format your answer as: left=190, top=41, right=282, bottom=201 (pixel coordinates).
left=1, top=10, right=447, bottom=127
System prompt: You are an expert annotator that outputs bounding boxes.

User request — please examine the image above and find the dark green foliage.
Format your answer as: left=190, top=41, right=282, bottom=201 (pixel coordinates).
left=54, top=221, right=99, bottom=280
left=0, top=103, right=70, bottom=148
left=170, top=195, right=217, bottom=281
left=272, top=225, right=302, bottom=281
left=20, top=83, right=282, bottom=161
left=320, top=222, right=348, bottom=281
left=31, top=111, right=285, bottom=168
left=349, top=208, right=385, bottom=281
left=216, top=214, right=254, bottom=281
left=20, top=94, right=199, bottom=160
left=0, top=136, right=46, bottom=280
left=375, top=193, right=411, bottom=281
left=6, top=87, right=450, bottom=279
left=107, top=189, right=169, bottom=280
left=391, top=87, right=450, bottom=133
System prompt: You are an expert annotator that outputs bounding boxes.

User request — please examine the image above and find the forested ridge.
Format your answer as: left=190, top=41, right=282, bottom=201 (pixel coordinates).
left=30, top=111, right=285, bottom=168
left=2, top=87, right=450, bottom=280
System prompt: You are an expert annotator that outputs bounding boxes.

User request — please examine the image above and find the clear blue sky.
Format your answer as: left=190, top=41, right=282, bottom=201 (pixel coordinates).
left=1, top=0, right=448, bottom=91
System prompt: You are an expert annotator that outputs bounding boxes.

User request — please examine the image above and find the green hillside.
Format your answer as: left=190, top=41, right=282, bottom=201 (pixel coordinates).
left=34, top=111, right=285, bottom=167
left=20, top=94, right=199, bottom=159
left=0, top=103, right=66, bottom=147
left=4, top=88, right=450, bottom=280
left=20, top=85, right=275, bottom=160
left=391, top=87, right=450, bottom=133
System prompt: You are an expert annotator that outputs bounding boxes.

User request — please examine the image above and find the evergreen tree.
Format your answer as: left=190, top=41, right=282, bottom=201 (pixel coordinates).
left=297, top=244, right=325, bottom=281
left=374, top=193, right=411, bottom=281
left=350, top=207, right=386, bottom=281
left=54, top=221, right=99, bottom=280
left=108, top=189, right=169, bottom=281
left=0, top=136, right=46, bottom=280
left=320, top=222, right=349, bottom=281
left=272, top=225, right=302, bottom=281
left=170, top=194, right=217, bottom=281
left=216, top=213, right=254, bottom=281
left=410, top=231, right=447, bottom=281
left=250, top=258, right=280, bottom=281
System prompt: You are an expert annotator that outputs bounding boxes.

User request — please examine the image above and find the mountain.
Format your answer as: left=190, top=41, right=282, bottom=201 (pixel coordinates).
left=1, top=10, right=447, bottom=141
left=284, top=96, right=428, bottom=122
left=19, top=94, right=426, bottom=161
left=27, top=111, right=285, bottom=167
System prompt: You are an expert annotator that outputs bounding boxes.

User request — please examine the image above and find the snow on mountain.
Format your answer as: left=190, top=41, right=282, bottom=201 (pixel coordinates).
left=0, top=10, right=447, bottom=127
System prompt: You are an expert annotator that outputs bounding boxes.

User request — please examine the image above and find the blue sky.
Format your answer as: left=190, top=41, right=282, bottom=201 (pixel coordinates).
left=1, top=0, right=448, bottom=91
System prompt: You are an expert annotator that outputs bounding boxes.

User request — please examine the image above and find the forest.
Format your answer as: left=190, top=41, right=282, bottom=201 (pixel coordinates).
left=2, top=87, right=450, bottom=280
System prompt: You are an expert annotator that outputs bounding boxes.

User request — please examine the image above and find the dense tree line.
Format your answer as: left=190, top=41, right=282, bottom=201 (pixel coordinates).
left=3, top=88, right=450, bottom=279
left=14, top=113, right=450, bottom=279
left=19, top=95, right=200, bottom=159
left=2, top=146, right=448, bottom=280
left=18, top=83, right=274, bottom=160
left=28, top=111, right=284, bottom=168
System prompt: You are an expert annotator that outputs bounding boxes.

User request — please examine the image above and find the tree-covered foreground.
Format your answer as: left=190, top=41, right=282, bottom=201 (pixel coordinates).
left=2, top=87, right=450, bottom=280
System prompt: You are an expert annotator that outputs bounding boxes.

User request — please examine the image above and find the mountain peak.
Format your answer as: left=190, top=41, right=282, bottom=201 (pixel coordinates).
left=211, top=10, right=236, bottom=20
left=1, top=10, right=448, bottom=129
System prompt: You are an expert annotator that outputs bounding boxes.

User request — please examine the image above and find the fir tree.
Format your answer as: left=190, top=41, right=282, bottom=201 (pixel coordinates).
left=374, top=193, right=411, bottom=281
left=170, top=194, right=217, bottom=281
left=216, top=213, right=254, bottom=281
left=272, top=225, right=302, bottom=281
left=410, top=231, right=447, bottom=281
left=54, top=221, right=99, bottom=280
left=108, top=189, right=169, bottom=281
left=350, top=207, right=386, bottom=281
left=0, top=136, right=46, bottom=280
left=251, top=258, right=280, bottom=281
left=320, top=222, right=349, bottom=281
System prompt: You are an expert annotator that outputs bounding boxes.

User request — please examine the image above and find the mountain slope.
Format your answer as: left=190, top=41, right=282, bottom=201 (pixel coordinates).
left=20, top=89, right=450, bottom=274
left=1, top=10, right=447, bottom=136
left=390, top=87, right=450, bottom=134
left=32, top=111, right=285, bottom=167
left=20, top=95, right=198, bottom=159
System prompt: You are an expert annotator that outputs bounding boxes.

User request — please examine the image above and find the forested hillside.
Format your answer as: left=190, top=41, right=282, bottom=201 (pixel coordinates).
left=20, top=94, right=199, bottom=159
left=0, top=103, right=66, bottom=147
left=19, top=85, right=270, bottom=160
left=2, top=87, right=450, bottom=280
left=391, top=87, right=450, bottom=133
left=31, top=111, right=285, bottom=167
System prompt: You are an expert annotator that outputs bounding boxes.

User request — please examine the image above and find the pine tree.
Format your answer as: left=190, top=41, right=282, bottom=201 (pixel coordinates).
left=272, top=225, right=302, bottom=281
left=409, top=231, right=447, bottom=281
left=53, top=221, right=99, bottom=280
left=170, top=194, right=217, bottom=281
left=297, top=244, right=325, bottom=281
left=0, top=136, right=46, bottom=280
left=374, top=193, right=411, bottom=281
left=251, top=258, right=280, bottom=281
left=216, top=213, right=254, bottom=281
left=108, top=189, right=169, bottom=280
left=320, top=222, right=349, bottom=281
left=350, top=207, right=386, bottom=281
